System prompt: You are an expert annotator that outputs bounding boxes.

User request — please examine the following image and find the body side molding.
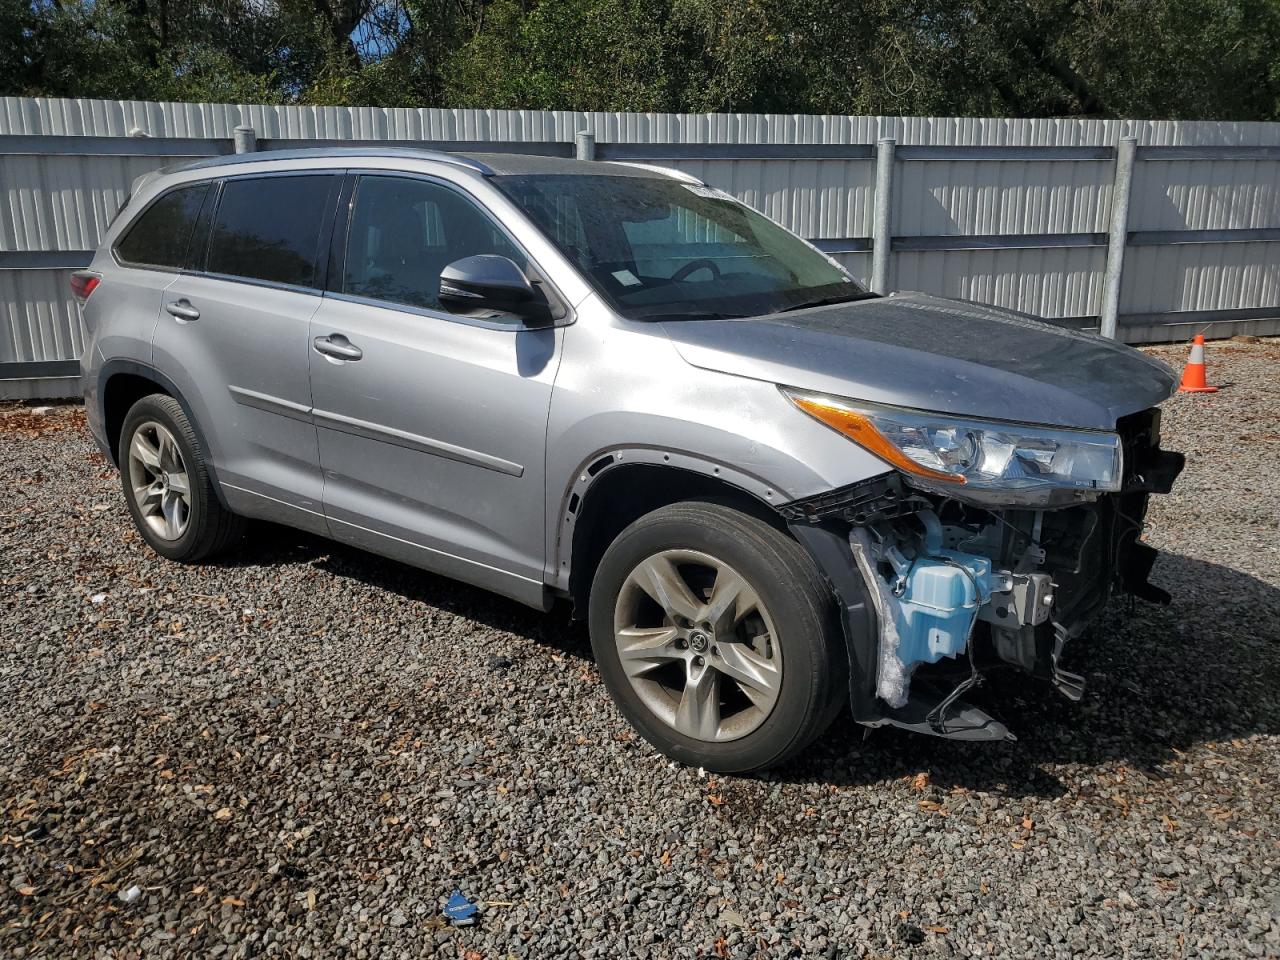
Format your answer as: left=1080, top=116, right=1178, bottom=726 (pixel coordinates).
left=228, top=384, right=314, bottom=422
left=225, top=383, right=525, bottom=476
left=310, top=407, right=524, bottom=477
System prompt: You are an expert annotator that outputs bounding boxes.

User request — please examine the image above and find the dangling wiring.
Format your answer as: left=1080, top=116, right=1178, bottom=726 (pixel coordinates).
left=926, top=556, right=988, bottom=734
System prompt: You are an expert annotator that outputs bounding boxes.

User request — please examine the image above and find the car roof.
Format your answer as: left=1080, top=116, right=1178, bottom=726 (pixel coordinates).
left=166, top=146, right=689, bottom=180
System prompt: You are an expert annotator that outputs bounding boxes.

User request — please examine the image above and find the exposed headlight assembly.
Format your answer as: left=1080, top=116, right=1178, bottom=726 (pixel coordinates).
left=786, top=390, right=1123, bottom=505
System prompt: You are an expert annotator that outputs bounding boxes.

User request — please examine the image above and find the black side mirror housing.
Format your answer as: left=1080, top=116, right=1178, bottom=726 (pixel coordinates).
left=439, top=255, right=550, bottom=323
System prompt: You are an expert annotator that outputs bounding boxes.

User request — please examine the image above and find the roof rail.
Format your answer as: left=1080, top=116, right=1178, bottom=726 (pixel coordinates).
left=173, top=146, right=494, bottom=176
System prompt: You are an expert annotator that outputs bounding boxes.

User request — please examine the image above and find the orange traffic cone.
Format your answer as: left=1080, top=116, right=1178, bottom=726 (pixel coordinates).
left=1178, top=334, right=1219, bottom=393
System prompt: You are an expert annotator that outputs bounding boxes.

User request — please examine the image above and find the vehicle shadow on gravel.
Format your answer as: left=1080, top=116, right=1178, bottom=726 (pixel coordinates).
left=222, top=522, right=595, bottom=659
left=775, top=550, right=1280, bottom=798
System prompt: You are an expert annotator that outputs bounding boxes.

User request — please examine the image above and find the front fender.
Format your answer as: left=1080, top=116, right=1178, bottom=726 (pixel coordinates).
left=542, top=304, right=891, bottom=589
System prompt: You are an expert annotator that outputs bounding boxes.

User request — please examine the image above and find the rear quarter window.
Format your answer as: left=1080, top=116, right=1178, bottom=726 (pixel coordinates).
left=206, top=175, right=336, bottom=288
left=115, top=183, right=210, bottom=269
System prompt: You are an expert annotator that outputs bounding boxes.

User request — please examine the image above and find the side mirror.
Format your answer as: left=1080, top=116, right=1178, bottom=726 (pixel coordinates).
left=439, top=255, right=545, bottom=321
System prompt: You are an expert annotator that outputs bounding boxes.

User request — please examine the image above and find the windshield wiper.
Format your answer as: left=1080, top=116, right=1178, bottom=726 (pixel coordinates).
left=779, top=291, right=879, bottom=312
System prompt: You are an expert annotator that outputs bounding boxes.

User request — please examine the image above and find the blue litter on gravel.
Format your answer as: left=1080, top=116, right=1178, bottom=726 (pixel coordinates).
left=444, top=889, right=478, bottom=925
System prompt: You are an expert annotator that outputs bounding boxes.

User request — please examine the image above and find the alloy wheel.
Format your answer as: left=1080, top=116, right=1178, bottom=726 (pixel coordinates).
left=612, top=549, right=782, bottom=742
left=126, top=420, right=191, bottom=541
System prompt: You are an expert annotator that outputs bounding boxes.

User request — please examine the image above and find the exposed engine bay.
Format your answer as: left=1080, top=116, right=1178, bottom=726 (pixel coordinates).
left=785, top=408, right=1185, bottom=741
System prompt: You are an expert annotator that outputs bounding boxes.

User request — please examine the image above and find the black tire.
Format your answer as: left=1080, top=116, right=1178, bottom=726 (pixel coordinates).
left=589, top=501, right=845, bottom=773
left=118, top=394, right=244, bottom=562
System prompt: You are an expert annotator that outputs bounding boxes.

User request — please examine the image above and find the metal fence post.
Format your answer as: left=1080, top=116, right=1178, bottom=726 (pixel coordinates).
left=233, top=125, right=257, bottom=154
left=575, top=131, right=595, bottom=161
left=1099, top=136, right=1137, bottom=339
left=871, top=138, right=896, bottom=294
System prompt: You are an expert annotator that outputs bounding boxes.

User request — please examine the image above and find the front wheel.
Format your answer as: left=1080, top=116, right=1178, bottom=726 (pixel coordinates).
left=588, top=501, right=845, bottom=773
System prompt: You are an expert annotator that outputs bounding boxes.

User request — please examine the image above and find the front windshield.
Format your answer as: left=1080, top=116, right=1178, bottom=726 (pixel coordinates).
left=493, top=173, right=871, bottom=320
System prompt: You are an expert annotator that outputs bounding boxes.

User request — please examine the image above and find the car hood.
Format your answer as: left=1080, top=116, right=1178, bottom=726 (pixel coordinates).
left=661, top=292, right=1177, bottom=430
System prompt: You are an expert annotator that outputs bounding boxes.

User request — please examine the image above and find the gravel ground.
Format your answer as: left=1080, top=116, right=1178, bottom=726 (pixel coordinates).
left=1, top=337, right=1278, bottom=959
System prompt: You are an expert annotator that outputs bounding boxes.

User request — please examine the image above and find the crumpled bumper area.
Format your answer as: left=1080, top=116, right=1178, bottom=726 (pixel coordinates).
left=785, top=407, right=1184, bottom=741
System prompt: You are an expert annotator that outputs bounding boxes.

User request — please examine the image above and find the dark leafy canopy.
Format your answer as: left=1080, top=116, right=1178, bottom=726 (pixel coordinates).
left=3, top=0, right=1279, bottom=120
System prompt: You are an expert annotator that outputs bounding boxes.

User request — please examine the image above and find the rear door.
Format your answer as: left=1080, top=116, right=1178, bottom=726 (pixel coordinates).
left=152, top=171, right=342, bottom=532
left=307, top=172, right=563, bottom=605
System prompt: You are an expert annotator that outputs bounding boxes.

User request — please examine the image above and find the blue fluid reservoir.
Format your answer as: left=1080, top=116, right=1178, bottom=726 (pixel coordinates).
left=893, top=551, right=994, bottom=666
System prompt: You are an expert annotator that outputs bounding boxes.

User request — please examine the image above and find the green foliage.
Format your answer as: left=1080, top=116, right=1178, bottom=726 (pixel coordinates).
left=5, top=0, right=1280, bottom=120
left=442, top=0, right=690, bottom=110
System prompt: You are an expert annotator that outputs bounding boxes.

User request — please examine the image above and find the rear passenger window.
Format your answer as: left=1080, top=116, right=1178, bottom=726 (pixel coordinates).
left=116, top=183, right=209, bottom=269
left=207, top=175, right=335, bottom=288
left=343, top=175, right=526, bottom=312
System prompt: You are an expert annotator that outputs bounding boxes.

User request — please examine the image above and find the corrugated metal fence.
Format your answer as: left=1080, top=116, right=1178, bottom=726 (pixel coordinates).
left=3, top=97, right=1279, bottom=398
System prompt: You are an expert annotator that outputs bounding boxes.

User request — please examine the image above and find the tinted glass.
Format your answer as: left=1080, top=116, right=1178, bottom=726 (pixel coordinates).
left=207, top=175, right=335, bottom=287
left=116, top=183, right=210, bottom=269
left=343, top=175, right=526, bottom=311
left=496, top=174, right=868, bottom=321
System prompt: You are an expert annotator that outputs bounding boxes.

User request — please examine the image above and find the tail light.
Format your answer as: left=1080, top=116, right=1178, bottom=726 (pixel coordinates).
left=70, top=271, right=101, bottom=304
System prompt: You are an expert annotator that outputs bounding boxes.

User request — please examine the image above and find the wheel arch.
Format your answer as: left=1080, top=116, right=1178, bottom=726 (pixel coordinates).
left=557, top=450, right=791, bottom=617
left=98, top=359, right=231, bottom=509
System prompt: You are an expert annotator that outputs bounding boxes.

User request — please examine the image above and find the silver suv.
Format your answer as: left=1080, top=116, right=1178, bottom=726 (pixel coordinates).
left=78, top=148, right=1184, bottom=771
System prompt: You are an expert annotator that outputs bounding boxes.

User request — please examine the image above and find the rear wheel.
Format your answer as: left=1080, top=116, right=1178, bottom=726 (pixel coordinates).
left=589, top=501, right=844, bottom=772
left=119, top=394, right=243, bottom=562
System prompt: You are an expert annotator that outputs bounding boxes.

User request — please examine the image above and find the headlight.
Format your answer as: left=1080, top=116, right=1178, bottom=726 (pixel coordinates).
left=786, top=390, right=1123, bottom=497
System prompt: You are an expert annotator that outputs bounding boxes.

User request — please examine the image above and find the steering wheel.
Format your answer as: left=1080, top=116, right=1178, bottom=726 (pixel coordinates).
left=671, top=259, right=721, bottom=283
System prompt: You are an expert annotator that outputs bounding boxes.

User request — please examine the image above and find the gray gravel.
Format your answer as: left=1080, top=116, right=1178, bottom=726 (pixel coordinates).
left=2, top=337, right=1278, bottom=959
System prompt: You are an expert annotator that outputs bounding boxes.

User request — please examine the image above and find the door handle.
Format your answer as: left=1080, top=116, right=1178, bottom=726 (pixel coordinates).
left=313, top=334, right=364, bottom=361
left=165, top=299, right=200, bottom=322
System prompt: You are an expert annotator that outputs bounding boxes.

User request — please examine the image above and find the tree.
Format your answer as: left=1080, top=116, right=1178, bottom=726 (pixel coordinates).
left=4, top=0, right=1280, bottom=121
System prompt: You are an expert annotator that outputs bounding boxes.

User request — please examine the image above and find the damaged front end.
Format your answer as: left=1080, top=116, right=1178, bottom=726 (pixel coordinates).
left=785, top=407, right=1185, bottom=742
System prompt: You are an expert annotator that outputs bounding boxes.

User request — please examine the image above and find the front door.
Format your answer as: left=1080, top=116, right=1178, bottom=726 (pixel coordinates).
left=307, top=173, right=562, bottom=605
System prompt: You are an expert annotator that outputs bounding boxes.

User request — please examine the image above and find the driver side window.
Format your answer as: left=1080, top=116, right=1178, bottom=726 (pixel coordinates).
left=343, top=175, right=526, bottom=312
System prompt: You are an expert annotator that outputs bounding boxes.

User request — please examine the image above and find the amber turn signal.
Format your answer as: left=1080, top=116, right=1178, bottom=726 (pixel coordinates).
left=789, top=395, right=965, bottom=485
